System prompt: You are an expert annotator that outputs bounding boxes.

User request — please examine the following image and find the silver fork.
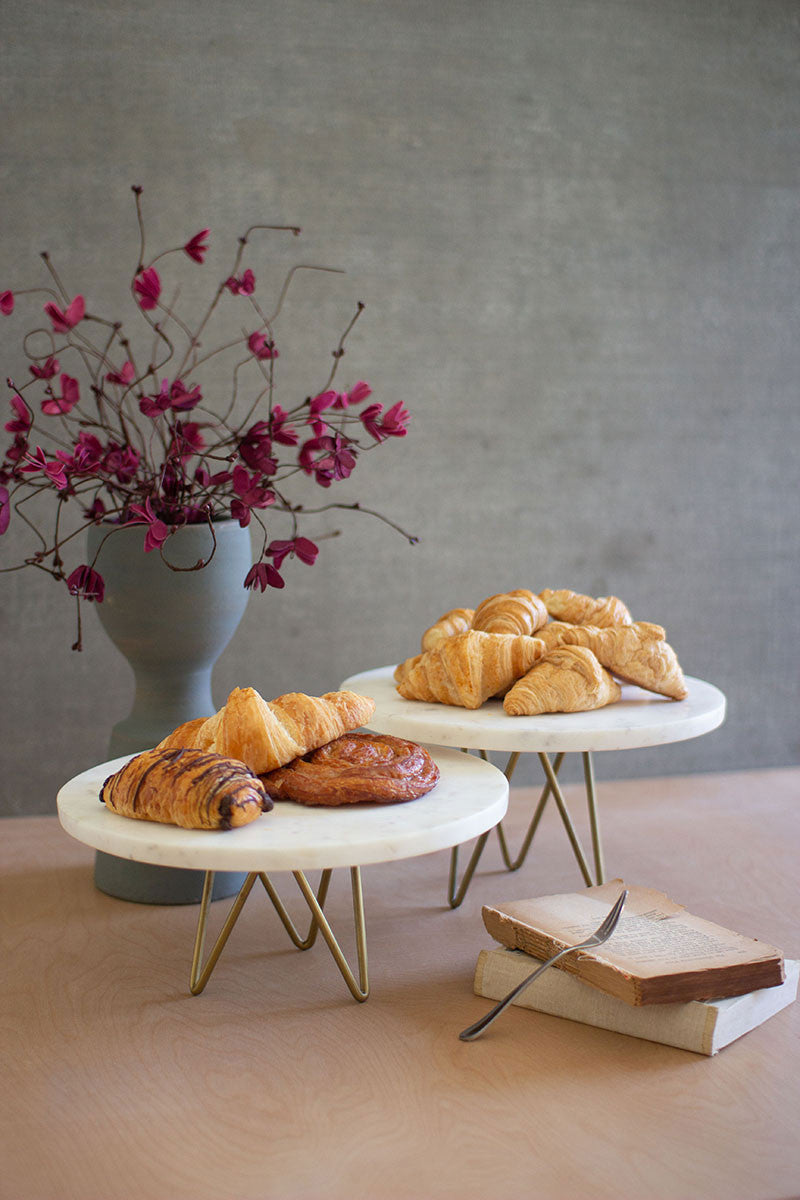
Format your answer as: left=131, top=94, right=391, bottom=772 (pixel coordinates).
left=459, top=888, right=628, bottom=1041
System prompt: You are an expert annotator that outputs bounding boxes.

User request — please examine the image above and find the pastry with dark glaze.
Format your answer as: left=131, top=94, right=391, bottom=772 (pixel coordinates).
left=100, top=747, right=272, bottom=830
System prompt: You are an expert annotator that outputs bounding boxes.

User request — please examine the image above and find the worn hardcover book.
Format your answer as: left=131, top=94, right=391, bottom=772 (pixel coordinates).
left=473, top=948, right=798, bottom=1055
left=481, top=881, right=786, bottom=1006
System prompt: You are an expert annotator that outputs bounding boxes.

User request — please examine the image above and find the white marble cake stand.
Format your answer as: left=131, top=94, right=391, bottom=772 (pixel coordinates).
left=57, top=745, right=508, bottom=1002
left=341, top=667, right=727, bottom=905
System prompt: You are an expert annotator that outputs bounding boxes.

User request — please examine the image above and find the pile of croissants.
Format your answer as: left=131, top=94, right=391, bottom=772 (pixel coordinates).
left=393, top=587, right=688, bottom=715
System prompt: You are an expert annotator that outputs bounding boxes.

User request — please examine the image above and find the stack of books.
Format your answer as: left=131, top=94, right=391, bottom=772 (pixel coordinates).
left=474, top=881, right=797, bottom=1055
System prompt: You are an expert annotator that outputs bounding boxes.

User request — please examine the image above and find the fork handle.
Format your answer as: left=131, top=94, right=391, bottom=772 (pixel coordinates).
left=458, top=945, right=576, bottom=1041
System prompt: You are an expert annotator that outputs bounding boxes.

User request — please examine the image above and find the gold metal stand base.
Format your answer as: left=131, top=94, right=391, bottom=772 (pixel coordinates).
left=448, top=749, right=605, bottom=908
left=189, top=866, right=369, bottom=1001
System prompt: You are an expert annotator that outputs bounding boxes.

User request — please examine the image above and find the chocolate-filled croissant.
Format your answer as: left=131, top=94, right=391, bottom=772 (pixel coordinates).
left=100, top=747, right=272, bottom=830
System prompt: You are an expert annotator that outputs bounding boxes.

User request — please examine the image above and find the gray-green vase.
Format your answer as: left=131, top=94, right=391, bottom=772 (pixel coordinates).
left=87, top=518, right=252, bottom=905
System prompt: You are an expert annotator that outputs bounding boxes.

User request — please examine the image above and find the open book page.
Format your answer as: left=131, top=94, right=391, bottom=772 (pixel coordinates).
left=482, top=881, right=785, bottom=1001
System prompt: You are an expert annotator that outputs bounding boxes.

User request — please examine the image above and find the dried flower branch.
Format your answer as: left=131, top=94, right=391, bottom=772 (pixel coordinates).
left=0, top=187, right=415, bottom=646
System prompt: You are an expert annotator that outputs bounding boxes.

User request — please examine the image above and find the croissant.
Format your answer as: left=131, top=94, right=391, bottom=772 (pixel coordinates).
left=472, top=589, right=548, bottom=636
left=545, top=621, right=688, bottom=700
left=527, top=621, right=576, bottom=654
left=157, top=687, right=376, bottom=775
left=100, top=747, right=272, bottom=830
left=421, top=607, right=474, bottom=652
left=539, top=588, right=633, bottom=628
left=396, top=630, right=545, bottom=709
left=503, top=646, right=621, bottom=715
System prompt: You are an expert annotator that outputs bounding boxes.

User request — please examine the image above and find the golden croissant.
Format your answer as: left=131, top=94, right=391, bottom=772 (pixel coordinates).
left=396, top=630, right=545, bottom=709
left=100, top=747, right=272, bottom=829
left=539, top=588, right=633, bottom=628
left=157, top=687, right=376, bottom=774
left=472, top=588, right=548, bottom=636
left=421, top=607, right=474, bottom=652
left=503, top=645, right=621, bottom=715
left=541, top=620, right=688, bottom=700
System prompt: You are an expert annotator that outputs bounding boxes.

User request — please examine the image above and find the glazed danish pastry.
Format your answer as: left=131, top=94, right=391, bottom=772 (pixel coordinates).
left=100, top=747, right=272, bottom=830
left=260, top=732, right=440, bottom=807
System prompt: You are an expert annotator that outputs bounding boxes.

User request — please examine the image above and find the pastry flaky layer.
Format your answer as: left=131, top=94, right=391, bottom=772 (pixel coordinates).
left=100, top=747, right=272, bottom=830
left=395, top=630, right=546, bottom=710
left=503, top=645, right=622, bottom=715
left=421, top=607, right=475, bottom=652
left=526, top=620, right=688, bottom=700
left=261, top=732, right=440, bottom=807
left=472, top=588, right=549, bottom=637
left=158, top=687, right=377, bottom=775
left=538, top=588, right=633, bottom=628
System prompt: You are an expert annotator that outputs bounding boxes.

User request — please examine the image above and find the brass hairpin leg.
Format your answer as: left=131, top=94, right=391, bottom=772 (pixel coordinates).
left=583, top=751, right=605, bottom=884
left=188, top=865, right=369, bottom=1001
left=293, top=867, right=369, bottom=1002
left=448, top=748, right=566, bottom=907
left=257, top=868, right=332, bottom=949
left=448, top=829, right=492, bottom=909
left=190, top=870, right=258, bottom=995
left=495, top=751, right=565, bottom=871
left=537, top=752, right=595, bottom=886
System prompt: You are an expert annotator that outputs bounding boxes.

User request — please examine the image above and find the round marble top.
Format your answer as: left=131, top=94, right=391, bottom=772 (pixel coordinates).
left=56, top=745, right=508, bottom=873
left=340, top=667, right=726, bottom=754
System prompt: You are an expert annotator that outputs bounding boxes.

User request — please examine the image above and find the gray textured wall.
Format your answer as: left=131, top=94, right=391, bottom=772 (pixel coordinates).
left=1, top=0, right=798, bottom=815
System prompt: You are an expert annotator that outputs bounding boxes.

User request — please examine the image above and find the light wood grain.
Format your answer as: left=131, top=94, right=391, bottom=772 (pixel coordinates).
left=2, top=768, right=799, bottom=1200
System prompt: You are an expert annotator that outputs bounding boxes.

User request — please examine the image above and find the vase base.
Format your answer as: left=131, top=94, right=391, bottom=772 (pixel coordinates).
left=93, top=851, right=246, bottom=905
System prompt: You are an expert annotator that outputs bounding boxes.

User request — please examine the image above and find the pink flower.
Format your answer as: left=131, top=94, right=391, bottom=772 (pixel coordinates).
left=67, top=565, right=105, bottom=602
left=239, top=422, right=277, bottom=474
left=309, top=390, right=338, bottom=420
left=83, top=496, right=106, bottom=522
left=230, top=465, right=275, bottom=527
left=299, top=434, right=357, bottom=484
left=361, top=400, right=410, bottom=442
left=41, top=374, right=80, bottom=416
left=106, top=361, right=135, bottom=386
left=225, top=269, right=255, bottom=296
left=184, top=229, right=210, bottom=263
left=247, top=331, right=278, bottom=360
left=44, top=295, right=85, bottom=333
left=127, top=498, right=169, bottom=553
left=298, top=435, right=328, bottom=475
left=270, top=405, right=298, bottom=446
left=170, top=420, right=206, bottom=460
left=139, top=378, right=201, bottom=417
left=194, top=465, right=231, bottom=489
left=0, top=291, right=14, bottom=316
left=19, top=446, right=68, bottom=490
left=346, top=380, right=372, bottom=405
left=0, top=485, right=9, bottom=534
left=244, top=561, right=285, bottom=591
left=267, top=537, right=319, bottom=569
left=134, top=267, right=161, bottom=311
left=5, top=395, right=32, bottom=434
left=29, top=356, right=60, bottom=380
left=103, top=442, right=140, bottom=483
left=70, top=432, right=104, bottom=472
left=169, top=380, right=202, bottom=411
left=139, top=379, right=171, bottom=418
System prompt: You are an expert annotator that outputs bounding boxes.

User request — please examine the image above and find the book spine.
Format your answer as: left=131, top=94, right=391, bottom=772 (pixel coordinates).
left=474, top=948, right=718, bottom=1054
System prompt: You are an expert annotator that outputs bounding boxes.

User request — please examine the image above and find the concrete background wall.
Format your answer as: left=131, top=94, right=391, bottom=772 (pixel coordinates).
left=1, top=0, right=798, bottom=815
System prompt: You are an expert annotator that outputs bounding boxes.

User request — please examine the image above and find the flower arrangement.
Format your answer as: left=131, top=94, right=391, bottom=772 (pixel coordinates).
left=0, top=187, right=415, bottom=647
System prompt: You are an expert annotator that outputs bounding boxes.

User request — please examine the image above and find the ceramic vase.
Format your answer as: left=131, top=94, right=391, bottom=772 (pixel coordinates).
left=87, top=518, right=252, bottom=905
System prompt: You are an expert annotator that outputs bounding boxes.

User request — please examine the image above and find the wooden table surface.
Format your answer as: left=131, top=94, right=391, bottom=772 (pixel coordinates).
left=3, top=766, right=799, bottom=1200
